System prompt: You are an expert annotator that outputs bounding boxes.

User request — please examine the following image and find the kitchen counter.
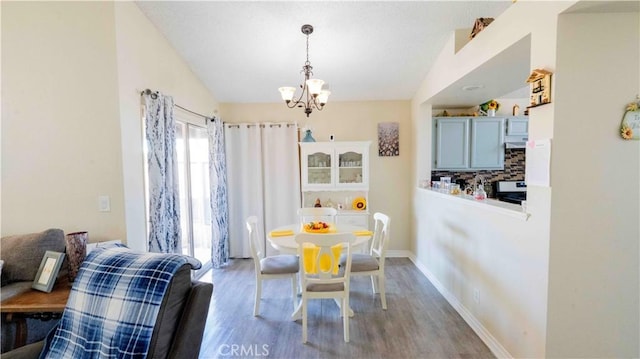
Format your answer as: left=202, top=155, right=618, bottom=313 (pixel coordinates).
left=418, top=187, right=530, bottom=220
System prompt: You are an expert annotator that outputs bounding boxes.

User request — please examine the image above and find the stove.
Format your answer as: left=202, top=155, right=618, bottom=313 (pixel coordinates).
left=494, top=181, right=527, bottom=205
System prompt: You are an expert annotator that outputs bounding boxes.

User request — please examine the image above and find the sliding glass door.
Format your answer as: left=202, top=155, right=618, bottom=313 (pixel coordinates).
left=175, top=122, right=212, bottom=277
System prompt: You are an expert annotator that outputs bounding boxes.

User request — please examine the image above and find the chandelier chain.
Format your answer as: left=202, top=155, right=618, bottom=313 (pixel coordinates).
left=306, top=33, right=310, bottom=65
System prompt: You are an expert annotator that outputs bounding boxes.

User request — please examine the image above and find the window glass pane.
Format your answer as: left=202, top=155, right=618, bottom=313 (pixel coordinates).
left=188, top=125, right=212, bottom=265
left=175, top=122, right=191, bottom=256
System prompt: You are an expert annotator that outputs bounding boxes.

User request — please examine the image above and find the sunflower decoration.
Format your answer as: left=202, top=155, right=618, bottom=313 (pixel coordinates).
left=621, top=125, right=634, bottom=140
left=479, top=100, right=500, bottom=114
left=352, top=197, right=367, bottom=210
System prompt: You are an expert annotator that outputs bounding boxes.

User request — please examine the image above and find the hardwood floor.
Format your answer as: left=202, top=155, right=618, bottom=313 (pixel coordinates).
left=197, top=258, right=494, bottom=359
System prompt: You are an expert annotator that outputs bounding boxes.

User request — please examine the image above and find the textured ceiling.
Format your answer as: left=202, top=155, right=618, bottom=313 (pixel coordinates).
left=135, top=1, right=514, bottom=105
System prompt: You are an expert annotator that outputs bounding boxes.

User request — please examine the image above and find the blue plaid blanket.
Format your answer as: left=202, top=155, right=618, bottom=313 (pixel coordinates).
left=41, top=245, right=201, bottom=359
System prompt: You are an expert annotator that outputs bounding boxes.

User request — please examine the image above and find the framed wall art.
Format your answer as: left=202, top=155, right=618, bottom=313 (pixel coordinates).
left=32, top=251, right=65, bottom=292
left=378, top=122, right=399, bottom=156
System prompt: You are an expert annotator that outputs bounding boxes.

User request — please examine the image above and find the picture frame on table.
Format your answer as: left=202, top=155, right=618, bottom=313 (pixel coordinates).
left=32, top=251, right=65, bottom=293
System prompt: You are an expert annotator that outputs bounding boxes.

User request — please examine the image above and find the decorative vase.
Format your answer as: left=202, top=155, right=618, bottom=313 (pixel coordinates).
left=302, top=129, right=316, bottom=142
left=487, top=109, right=496, bottom=117
left=65, top=231, right=88, bottom=282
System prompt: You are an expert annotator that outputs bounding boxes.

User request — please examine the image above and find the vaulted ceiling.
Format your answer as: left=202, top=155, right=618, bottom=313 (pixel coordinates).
left=135, top=1, right=515, bottom=106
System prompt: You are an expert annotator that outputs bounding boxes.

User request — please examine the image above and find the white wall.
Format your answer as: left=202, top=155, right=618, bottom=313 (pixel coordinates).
left=113, top=2, right=219, bottom=251
left=221, top=101, right=412, bottom=253
left=410, top=1, right=576, bottom=357
left=415, top=190, right=550, bottom=357
left=546, top=11, right=639, bottom=357
left=1, top=2, right=219, bottom=251
left=2, top=2, right=125, bottom=241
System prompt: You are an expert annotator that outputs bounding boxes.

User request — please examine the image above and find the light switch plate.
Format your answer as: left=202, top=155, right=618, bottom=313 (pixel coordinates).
left=98, top=195, right=111, bottom=212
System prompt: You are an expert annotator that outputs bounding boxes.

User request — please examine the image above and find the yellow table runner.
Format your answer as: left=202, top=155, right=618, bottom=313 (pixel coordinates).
left=302, top=243, right=342, bottom=274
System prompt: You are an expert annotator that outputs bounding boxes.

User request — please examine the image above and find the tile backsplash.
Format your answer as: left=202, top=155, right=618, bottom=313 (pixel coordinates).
left=431, top=149, right=525, bottom=198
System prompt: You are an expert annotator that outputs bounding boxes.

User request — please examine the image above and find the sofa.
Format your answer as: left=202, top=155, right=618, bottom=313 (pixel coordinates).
left=2, top=246, right=213, bottom=358
left=1, top=229, right=68, bottom=353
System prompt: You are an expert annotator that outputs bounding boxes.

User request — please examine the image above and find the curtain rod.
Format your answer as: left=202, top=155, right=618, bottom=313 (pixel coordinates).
left=141, top=89, right=216, bottom=120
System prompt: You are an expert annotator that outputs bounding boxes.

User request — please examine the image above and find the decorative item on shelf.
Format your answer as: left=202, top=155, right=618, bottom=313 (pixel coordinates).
left=278, top=24, right=330, bottom=117
left=526, top=68, right=552, bottom=108
left=345, top=196, right=352, bottom=209
left=314, top=198, right=322, bottom=207
left=513, top=104, right=520, bottom=116
left=325, top=198, right=334, bottom=208
left=469, top=18, right=494, bottom=39
left=352, top=197, right=367, bottom=210
left=65, top=231, right=88, bottom=282
left=302, top=129, right=316, bottom=142
left=620, top=96, right=640, bottom=140
left=479, top=100, right=500, bottom=116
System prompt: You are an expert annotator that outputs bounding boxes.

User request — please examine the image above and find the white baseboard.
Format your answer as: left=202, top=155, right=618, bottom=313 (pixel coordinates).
left=407, top=254, right=512, bottom=359
left=385, top=249, right=412, bottom=257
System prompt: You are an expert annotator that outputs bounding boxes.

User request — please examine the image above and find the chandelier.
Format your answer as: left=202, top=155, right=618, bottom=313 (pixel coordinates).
left=278, top=24, right=330, bottom=117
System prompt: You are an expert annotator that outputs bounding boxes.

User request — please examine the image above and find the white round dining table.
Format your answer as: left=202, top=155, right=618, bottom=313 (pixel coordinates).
left=267, top=223, right=371, bottom=255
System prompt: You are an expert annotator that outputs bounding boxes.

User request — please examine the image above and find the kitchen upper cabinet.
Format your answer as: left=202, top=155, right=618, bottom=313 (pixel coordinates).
left=506, top=117, right=528, bottom=137
left=470, top=117, right=505, bottom=169
left=434, top=118, right=470, bottom=169
left=434, top=117, right=505, bottom=170
left=300, top=141, right=370, bottom=191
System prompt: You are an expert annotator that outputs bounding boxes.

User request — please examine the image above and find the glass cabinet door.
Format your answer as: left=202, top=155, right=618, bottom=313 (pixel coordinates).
left=337, top=149, right=364, bottom=186
left=305, top=151, right=333, bottom=186
left=300, top=142, right=369, bottom=191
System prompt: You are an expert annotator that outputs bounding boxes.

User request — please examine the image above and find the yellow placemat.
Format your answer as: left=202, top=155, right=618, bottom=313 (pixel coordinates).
left=269, top=230, right=294, bottom=237
left=353, top=230, right=374, bottom=237
left=302, top=244, right=342, bottom=274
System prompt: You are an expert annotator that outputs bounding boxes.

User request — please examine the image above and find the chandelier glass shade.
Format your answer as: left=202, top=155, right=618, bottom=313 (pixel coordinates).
left=278, top=24, right=330, bottom=117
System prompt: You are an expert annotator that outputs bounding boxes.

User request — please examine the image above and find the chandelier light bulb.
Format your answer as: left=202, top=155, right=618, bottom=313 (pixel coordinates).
left=306, top=79, right=325, bottom=96
left=278, top=87, right=296, bottom=102
left=317, top=90, right=331, bottom=105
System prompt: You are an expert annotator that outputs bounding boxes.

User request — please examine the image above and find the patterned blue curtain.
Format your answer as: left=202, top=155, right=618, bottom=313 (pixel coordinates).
left=142, top=91, right=181, bottom=253
left=207, top=117, right=229, bottom=268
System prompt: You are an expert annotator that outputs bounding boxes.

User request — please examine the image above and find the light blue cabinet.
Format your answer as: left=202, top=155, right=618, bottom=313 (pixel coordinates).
left=506, top=117, right=528, bottom=136
left=434, top=117, right=470, bottom=169
left=471, top=117, right=505, bottom=169
left=433, top=117, right=505, bottom=170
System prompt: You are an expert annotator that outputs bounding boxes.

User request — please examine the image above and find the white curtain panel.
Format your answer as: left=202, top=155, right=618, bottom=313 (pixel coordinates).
left=224, top=123, right=300, bottom=258
left=261, top=123, right=301, bottom=256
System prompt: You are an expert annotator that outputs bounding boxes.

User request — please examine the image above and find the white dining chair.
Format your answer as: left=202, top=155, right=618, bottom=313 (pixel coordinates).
left=340, top=212, right=390, bottom=310
left=297, top=207, right=338, bottom=226
left=246, top=216, right=299, bottom=316
left=295, top=232, right=356, bottom=343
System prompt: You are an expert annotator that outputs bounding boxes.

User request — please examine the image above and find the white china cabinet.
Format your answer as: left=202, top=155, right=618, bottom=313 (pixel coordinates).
left=299, top=141, right=370, bottom=228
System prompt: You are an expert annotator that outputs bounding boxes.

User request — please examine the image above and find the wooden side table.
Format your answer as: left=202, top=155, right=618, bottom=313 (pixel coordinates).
left=1, top=278, right=71, bottom=348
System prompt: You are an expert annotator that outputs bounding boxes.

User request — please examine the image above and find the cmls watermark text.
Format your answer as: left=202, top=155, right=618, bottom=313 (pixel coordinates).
left=217, top=344, right=270, bottom=357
